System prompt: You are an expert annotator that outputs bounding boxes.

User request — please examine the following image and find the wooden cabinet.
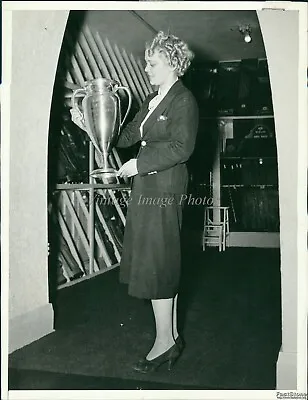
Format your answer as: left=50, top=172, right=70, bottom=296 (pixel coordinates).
left=215, top=115, right=279, bottom=232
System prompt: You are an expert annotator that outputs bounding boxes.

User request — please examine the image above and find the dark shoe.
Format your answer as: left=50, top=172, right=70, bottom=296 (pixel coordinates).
left=133, top=343, right=181, bottom=373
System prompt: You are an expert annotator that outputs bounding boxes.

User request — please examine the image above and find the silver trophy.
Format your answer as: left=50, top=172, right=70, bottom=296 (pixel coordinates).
left=71, top=78, right=132, bottom=179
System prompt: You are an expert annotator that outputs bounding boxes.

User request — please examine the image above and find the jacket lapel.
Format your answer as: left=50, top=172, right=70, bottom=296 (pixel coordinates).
left=141, top=80, right=183, bottom=139
left=139, top=92, right=157, bottom=123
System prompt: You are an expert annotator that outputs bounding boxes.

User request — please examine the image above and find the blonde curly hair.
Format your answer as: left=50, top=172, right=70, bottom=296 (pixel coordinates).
left=145, top=31, right=194, bottom=77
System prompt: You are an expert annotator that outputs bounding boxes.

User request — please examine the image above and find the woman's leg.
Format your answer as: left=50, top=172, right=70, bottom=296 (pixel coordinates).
left=172, top=293, right=179, bottom=340
left=147, top=298, right=175, bottom=360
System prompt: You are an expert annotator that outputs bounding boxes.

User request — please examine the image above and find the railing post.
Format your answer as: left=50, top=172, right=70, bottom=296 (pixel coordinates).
left=89, top=142, right=95, bottom=275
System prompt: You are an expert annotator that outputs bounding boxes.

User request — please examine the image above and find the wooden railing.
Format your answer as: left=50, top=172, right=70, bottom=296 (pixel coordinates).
left=49, top=183, right=130, bottom=289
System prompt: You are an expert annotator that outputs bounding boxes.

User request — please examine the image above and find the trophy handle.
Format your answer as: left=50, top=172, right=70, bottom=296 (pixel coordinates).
left=71, top=88, right=87, bottom=119
left=114, top=86, right=132, bottom=127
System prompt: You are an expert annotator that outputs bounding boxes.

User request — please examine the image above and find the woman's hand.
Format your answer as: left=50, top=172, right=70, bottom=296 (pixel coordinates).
left=117, top=159, right=138, bottom=178
left=70, top=108, right=87, bottom=131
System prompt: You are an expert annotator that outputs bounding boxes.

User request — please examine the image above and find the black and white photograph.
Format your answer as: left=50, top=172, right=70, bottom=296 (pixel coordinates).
left=1, top=2, right=307, bottom=399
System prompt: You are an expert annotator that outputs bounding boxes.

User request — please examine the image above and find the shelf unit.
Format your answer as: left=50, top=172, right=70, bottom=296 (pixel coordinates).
left=209, top=115, right=279, bottom=234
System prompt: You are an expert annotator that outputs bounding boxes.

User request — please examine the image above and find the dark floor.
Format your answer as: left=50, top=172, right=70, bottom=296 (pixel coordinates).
left=8, top=230, right=282, bottom=390
left=8, top=368, right=210, bottom=390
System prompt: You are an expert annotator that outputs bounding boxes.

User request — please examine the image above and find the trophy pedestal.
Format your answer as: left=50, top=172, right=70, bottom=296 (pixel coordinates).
left=90, top=168, right=118, bottom=183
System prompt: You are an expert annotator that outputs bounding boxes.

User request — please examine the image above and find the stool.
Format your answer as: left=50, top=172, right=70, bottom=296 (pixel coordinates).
left=202, top=206, right=230, bottom=252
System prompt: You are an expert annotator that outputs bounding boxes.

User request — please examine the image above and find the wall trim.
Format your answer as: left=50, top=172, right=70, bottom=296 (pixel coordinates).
left=9, top=303, right=54, bottom=354
left=228, top=232, right=280, bottom=248
left=276, top=350, right=297, bottom=389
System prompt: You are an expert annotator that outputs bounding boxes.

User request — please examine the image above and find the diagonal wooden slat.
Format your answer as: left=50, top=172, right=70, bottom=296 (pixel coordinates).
left=64, top=34, right=87, bottom=86
left=58, top=258, right=71, bottom=282
left=83, top=25, right=112, bottom=81
left=69, top=191, right=76, bottom=239
left=69, top=54, right=86, bottom=86
left=62, top=191, right=100, bottom=272
left=75, top=190, right=112, bottom=267
left=56, top=208, right=85, bottom=274
left=114, top=43, right=145, bottom=104
left=50, top=212, right=74, bottom=283
left=102, top=37, right=142, bottom=106
left=136, top=58, right=154, bottom=94
left=129, top=53, right=152, bottom=97
left=121, top=47, right=146, bottom=101
left=95, top=34, right=132, bottom=96
left=98, top=187, right=126, bottom=226
left=66, top=70, right=75, bottom=85
left=75, top=40, right=95, bottom=82
left=59, top=191, right=83, bottom=255
left=95, top=199, right=121, bottom=262
left=78, top=30, right=104, bottom=79
left=66, top=31, right=94, bottom=82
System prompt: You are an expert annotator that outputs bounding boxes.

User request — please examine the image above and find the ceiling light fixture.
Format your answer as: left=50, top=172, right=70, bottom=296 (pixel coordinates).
left=239, top=25, right=252, bottom=43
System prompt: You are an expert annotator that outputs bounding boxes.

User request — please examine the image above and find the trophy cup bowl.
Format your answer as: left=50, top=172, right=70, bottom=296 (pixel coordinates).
left=71, top=78, right=132, bottom=181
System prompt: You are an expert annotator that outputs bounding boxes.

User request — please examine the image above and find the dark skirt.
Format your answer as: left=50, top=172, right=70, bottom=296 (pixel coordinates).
left=119, top=189, right=185, bottom=299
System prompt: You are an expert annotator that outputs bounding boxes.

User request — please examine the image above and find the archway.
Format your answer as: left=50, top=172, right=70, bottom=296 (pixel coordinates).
left=6, top=6, right=305, bottom=391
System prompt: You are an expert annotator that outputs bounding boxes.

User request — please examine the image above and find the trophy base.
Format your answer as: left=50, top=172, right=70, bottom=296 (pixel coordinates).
left=90, top=168, right=118, bottom=183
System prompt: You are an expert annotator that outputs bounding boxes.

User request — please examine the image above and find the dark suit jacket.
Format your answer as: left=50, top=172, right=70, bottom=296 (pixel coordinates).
left=117, top=80, right=199, bottom=194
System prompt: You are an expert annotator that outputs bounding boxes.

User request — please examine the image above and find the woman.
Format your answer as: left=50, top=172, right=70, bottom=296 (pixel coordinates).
left=116, top=31, right=199, bottom=373
left=71, top=31, right=198, bottom=373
